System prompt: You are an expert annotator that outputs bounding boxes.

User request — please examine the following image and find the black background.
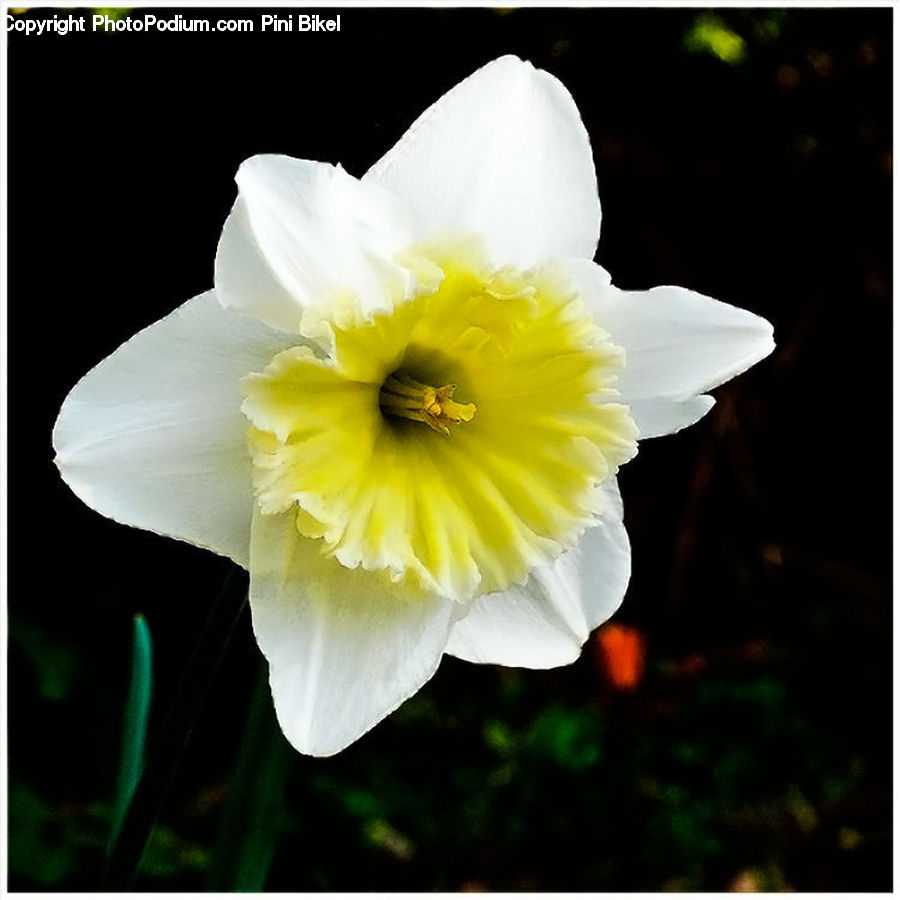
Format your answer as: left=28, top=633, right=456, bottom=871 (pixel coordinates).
left=8, top=6, right=892, bottom=891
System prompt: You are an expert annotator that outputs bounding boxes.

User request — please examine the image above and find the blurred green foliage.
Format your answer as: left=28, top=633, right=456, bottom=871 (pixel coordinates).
left=10, top=622, right=79, bottom=703
left=684, top=13, right=748, bottom=65
left=8, top=784, right=105, bottom=886
left=92, top=8, right=130, bottom=21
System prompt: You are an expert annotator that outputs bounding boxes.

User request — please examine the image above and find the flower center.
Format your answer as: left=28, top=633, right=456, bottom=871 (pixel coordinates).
left=379, top=371, right=476, bottom=435
left=240, top=235, right=638, bottom=602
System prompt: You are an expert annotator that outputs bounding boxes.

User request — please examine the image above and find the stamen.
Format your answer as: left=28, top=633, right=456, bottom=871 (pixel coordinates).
left=380, top=371, right=476, bottom=435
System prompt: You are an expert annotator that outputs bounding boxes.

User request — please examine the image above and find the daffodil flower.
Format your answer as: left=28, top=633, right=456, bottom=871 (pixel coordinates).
left=53, top=56, right=774, bottom=756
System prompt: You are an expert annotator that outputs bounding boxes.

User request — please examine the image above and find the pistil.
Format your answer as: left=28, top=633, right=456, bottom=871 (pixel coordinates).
left=380, top=371, right=476, bottom=435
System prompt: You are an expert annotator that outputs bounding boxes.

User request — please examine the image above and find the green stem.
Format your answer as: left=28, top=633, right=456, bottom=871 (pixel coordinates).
left=207, top=661, right=292, bottom=891
left=108, top=614, right=153, bottom=853
left=102, top=564, right=249, bottom=890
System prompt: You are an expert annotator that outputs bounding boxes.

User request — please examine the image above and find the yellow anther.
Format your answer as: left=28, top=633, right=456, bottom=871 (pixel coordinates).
left=380, top=372, right=476, bottom=435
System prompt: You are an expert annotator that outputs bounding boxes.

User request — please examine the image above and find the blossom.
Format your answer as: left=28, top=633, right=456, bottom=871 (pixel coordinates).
left=53, top=56, right=774, bottom=756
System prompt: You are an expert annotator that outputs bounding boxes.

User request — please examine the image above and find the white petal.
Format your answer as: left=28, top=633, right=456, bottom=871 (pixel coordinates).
left=445, top=480, right=630, bottom=669
left=625, top=394, right=717, bottom=438
left=365, top=55, right=600, bottom=269
left=249, top=509, right=463, bottom=756
left=215, top=195, right=305, bottom=334
left=215, top=155, right=415, bottom=333
left=53, top=292, right=292, bottom=568
left=566, top=260, right=775, bottom=438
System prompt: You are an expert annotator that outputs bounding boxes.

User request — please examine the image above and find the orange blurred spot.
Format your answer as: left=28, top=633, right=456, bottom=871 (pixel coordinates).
left=596, top=624, right=646, bottom=691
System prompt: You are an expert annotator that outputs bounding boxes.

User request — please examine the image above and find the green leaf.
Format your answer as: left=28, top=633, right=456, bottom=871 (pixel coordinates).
left=207, top=662, right=291, bottom=891
left=109, top=614, right=153, bottom=852
left=102, top=567, right=248, bottom=890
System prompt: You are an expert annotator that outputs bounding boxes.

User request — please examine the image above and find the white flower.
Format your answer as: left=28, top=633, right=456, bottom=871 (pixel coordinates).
left=53, top=56, right=774, bottom=756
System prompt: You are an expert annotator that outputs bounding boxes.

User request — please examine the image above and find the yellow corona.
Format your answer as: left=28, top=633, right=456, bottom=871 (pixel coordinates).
left=241, top=236, right=638, bottom=602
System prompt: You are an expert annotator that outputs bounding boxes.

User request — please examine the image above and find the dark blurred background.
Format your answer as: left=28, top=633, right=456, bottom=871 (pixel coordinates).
left=8, top=5, right=891, bottom=892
